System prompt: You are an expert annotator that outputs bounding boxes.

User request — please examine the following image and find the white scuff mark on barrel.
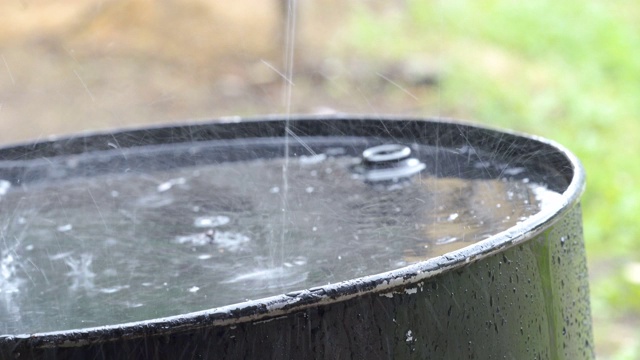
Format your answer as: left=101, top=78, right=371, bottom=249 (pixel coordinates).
left=188, top=286, right=200, bottom=293
left=252, top=315, right=288, bottom=325
left=380, top=286, right=419, bottom=298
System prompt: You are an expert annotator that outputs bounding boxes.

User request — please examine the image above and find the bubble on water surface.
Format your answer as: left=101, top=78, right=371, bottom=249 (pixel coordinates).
left=0, top=180, right=10, bottom=196
left=99, top=285, right=129, bottom=294
left=299, top=154, right=326, bottom=165
left=0, top=251, right=20, bottom=294
left=57, top=224, right=73, bottom=232
left=136, top=194, right=174, bottom=208
left=435, top=237, right=458, bottom=245
left=221, top=267, right=308, bottom=289
left=194, top=216, right=230, bottom=228
left=157, top=177, right=186, bottom=192
left=213, top=231, right=250, bottom=252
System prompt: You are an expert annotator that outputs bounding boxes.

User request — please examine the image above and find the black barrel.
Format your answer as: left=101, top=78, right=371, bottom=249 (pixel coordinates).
left=0, top=116, right=593, bottom=359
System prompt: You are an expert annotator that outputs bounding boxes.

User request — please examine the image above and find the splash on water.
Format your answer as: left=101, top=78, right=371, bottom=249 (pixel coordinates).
left=64, top=253, right=96, bottom=292
left=221, top=266, right=308, bottom=290
left=0, top=244, right=22, bottom=332
left=175, top=230, right=250, bottom=252
left=0, top=249, right=20, bottom=295
left=211, top=231, right=250, bottom=252
left=531, top=184, right=565, bottom=210
left=193, top=215, right=230, bottom=228
left=299, top=154, right=327, bottom=165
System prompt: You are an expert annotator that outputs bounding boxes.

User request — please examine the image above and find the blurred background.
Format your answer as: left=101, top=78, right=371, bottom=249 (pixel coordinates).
left=1, top=0, right=638, bottom=357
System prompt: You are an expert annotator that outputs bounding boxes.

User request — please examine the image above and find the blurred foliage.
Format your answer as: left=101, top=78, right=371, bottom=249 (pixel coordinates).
left=344, top=0, right=640, bottom=358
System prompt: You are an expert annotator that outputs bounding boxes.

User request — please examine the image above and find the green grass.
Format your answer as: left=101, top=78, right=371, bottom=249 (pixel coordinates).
left=344, top=0, right=640, bottom=357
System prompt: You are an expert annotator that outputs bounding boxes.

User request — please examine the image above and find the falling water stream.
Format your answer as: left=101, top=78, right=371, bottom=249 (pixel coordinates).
left=280, top=0, right=299, bottom=273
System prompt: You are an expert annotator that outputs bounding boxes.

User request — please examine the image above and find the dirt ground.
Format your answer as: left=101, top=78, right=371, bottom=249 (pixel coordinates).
left=0, top=0, right=437, bottom=145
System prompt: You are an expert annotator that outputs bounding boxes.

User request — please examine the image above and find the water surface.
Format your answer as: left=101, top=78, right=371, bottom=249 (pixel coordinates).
left=0, top=139, right=563, bottom=334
